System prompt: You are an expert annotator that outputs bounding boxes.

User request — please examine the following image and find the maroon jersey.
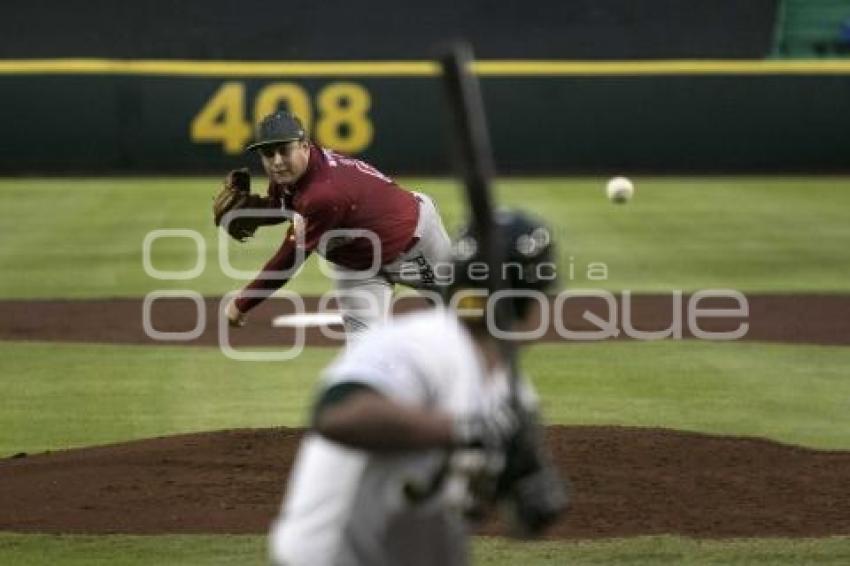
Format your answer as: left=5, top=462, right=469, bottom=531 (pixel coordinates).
left=235, top=145, right=419, bottom=313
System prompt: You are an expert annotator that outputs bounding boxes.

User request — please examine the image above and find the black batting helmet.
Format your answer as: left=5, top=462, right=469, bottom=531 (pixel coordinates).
left=450, top=209, right=558, bottom=319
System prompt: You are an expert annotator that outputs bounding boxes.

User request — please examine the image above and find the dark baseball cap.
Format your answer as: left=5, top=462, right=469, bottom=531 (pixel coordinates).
left=245, top=110, right=306, bottom=152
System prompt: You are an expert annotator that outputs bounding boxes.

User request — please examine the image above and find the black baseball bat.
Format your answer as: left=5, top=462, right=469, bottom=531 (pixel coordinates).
left=440, top=42, right=520, bottom=390
left=427, top=47, right=570, bottom=528
left=405, top=43, right=519, bottom=505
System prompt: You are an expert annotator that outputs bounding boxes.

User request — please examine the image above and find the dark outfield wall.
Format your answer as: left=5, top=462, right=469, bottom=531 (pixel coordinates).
left=2, top=0, right=777, bottom=59
left=3, top=0, right=844, bottom=174
left=2, top=69, right=849, bottom=174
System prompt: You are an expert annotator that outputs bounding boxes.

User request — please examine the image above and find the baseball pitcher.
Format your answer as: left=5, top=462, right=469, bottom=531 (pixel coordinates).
left=212, top=110, right=451, bottom=337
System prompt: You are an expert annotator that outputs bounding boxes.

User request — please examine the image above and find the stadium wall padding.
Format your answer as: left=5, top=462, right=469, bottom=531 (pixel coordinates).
left=1, top=69, right=849, bottom=174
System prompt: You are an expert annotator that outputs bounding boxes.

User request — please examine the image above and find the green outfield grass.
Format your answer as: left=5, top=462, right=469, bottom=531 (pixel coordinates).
left=2, top=176, right=849, bottom=565
left=1, top=177, right=849, bottom=299
left=2, top=339, right=849, bottom=457
left=1, top=534, right=849, bottom=565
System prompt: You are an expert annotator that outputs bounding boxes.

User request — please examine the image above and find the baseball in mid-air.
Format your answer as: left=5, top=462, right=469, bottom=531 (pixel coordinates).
left=606, top=176, right=634, bottom=204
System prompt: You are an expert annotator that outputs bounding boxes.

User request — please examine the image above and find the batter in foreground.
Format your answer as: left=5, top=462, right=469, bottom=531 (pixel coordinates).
left=269, top=210, right=569, bottom=566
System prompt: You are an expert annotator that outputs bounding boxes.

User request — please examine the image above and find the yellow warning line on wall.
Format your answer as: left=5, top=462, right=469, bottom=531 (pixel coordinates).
left=1, top=58, right=850, bottom=77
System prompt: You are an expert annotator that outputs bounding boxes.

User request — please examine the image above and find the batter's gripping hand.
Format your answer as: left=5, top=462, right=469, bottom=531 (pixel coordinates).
left=213, top=169, right=269, bottom=242
left=452, top=403, right=519, bottom=450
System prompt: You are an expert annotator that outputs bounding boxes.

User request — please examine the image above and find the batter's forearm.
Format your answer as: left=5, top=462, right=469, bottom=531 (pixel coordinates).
left=315, top=391, right=454, bottom=452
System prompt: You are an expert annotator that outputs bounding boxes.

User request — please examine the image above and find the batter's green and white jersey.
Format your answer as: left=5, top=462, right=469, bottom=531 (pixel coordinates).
left=269, top=308, right=537, bottom=566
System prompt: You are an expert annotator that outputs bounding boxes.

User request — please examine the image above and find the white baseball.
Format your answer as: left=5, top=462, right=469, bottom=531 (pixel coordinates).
left=606, top=176, right=634, bottom=204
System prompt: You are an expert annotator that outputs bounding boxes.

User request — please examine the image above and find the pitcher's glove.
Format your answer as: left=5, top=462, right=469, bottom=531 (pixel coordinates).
left=213, top=169, right=274, bottom=242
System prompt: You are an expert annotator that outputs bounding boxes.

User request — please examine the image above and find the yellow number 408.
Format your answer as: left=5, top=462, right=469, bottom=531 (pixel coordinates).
left=190, top=81, right=373, bottom=155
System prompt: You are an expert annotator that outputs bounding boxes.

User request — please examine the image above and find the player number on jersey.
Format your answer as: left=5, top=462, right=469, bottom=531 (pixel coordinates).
left=190, top=82, right=373, bottom=155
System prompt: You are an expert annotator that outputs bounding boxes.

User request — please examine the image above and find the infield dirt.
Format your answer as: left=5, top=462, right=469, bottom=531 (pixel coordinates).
left=2, top=294, right=848, bottom=539
left=1, top=293, right=849, bottom=347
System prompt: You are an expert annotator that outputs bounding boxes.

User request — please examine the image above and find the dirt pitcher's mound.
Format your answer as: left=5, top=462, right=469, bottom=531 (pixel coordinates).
left=1, top=426, right=848, bottom=538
